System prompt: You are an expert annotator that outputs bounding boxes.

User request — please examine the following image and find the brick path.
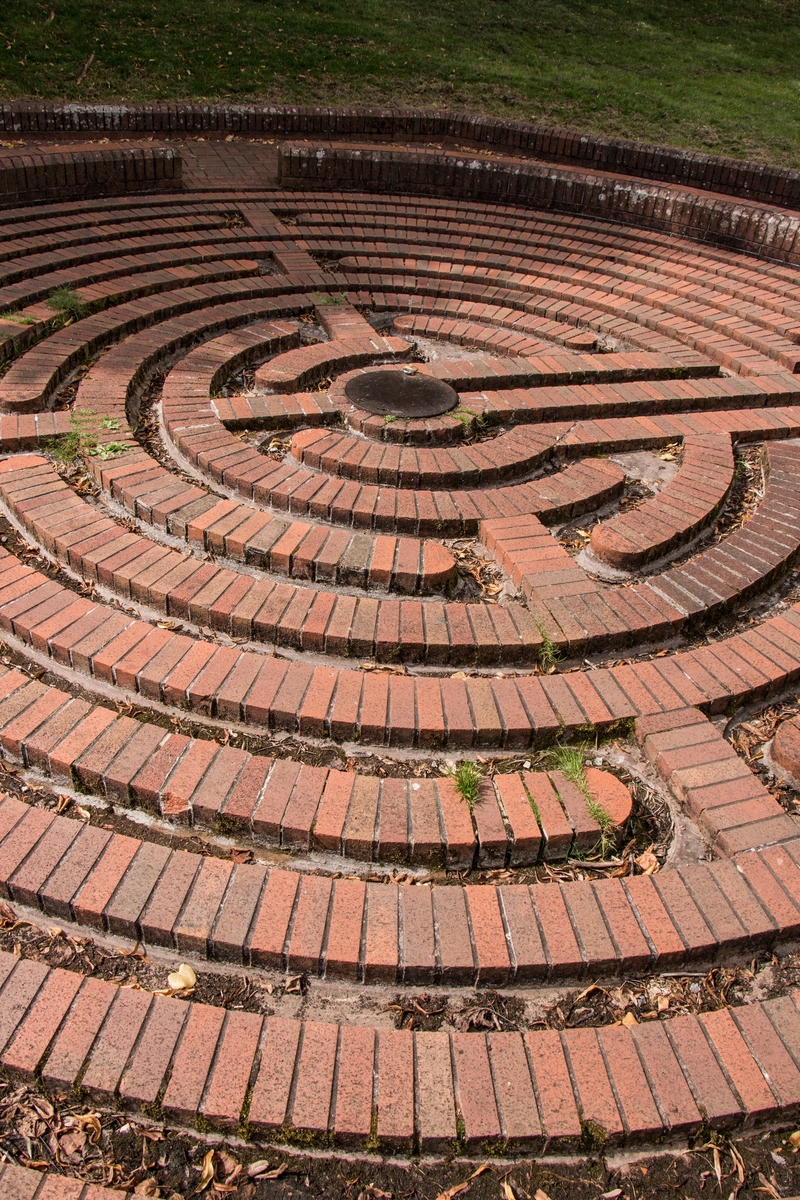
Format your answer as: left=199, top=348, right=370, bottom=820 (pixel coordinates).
left=5, top=110, right=800, bottom=1170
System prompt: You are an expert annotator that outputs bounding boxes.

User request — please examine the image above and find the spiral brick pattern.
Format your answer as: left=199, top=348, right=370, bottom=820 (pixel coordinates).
left=2, top=112, right=800, bottom=1171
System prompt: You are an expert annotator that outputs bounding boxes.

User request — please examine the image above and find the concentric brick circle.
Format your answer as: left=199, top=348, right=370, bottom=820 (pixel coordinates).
left=3, top=112, right=800, bottom=1178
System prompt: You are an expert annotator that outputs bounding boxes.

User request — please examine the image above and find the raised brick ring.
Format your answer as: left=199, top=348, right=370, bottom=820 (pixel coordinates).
left=3, top=114, right=800, bottom=1166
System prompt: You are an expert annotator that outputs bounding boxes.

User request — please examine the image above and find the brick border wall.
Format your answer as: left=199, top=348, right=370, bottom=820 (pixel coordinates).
left=0, top=103, right=797, bottom=210
left=277, top=142, right=800, bottom=268
left=0, top=145, right=181, bottom=208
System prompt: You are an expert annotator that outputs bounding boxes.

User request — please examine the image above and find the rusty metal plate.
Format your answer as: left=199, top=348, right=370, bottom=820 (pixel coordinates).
left=344, top=369, right=458, bottom=417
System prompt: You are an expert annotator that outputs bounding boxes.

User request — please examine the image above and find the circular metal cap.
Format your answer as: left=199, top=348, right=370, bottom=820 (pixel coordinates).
left=344, top=369, right=458, bottom=418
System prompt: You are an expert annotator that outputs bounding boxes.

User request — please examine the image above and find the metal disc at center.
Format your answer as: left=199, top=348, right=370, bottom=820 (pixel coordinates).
left=344, top=370, right=458, bottom=418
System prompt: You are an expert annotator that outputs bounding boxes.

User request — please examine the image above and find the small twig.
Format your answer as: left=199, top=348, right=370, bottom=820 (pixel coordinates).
left=75, top=52, right=95, bottom=84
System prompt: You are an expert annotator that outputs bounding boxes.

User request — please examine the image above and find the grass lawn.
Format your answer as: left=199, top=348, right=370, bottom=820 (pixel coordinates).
left=2, top=0, right=800, bottom=167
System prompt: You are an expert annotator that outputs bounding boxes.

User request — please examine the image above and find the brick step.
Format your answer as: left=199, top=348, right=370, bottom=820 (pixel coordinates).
left=391, top=307, right=597, bottom=352
left=1, top=255, right=269, bottom=332
left=486, top=441, right=800, bottom=656
left=336, top=255, right=799, bottom=376
left=340, top=274, right=765, bottom=375
left=253, top=332, right=412, bottom=392
left=288, top=423, right=555, bottom=489
left=591, top=434, right=735, bottom=569
left=0, top=275, right=343, bottom=412
left=2, top=945, right=800, bottom=1150
left=0, top=203, right=273, bottom=273
left=325, top=232, right=800, bottom=349
left=4, top=521, right=800, bottom=755
left=0, top=666, right=636, bottom=865
left=635, top=708, right=800, bottom=856
left=0, top=229, right=278, bottom=313
left=394, top=314, right=726, bottom=379
left=4, top=438, right=800, bottom=680
left=1, top=788, right=800, bottom=980
left=0, top=454, right=457, bottom=598
left=0, top=1161, right=124, bottom=1198
left=292, top=202, right=800, bottom=317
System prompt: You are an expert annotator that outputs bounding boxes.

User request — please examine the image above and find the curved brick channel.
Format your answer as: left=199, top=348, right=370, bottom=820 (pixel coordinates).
left=6, top=108, right=800, bottom=1178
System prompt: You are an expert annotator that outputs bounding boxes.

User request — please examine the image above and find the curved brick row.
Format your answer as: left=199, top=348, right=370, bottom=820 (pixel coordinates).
left=487, top=440, right=800, bottom=654
left=320, top=209, right=800, bottom=353
left=8, top=510, right=800, bottom=798
left=4, top=102, right=800, bottom=209
left=4, top=948, right=800, bottom=1151
left=0, top=277, right=323, bottom=413
left=8, top=434, right=797, bottom=671
left=0, top=211, right=279, bottom=314
left=0, top=142, right=180, bottom=208
left=394, top=310, right=598, bottom=354
left=281, top=138, right=800, bottom=275
left=590, top=434, right=735, bottom=569
left=0, top=777, right=798, bottom=982
left=253, top=329, right=411, bottom=391
left=0, top=1161, right=124, bottom=1199
left=281, top=190, right=800, bottom=287
left=0, top=665, right=632, bottom=867
left=287, top=422, right=555, bottom=489
left=331, top=249, right=800, bottom=377
left=0, top=455, right=534, bottom=661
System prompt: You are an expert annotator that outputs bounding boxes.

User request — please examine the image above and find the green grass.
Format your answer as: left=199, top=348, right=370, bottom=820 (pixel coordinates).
left=451, top=761, right=482, bottom=812
left=548, top=741, right=615, bottom=854
left=2, top=1, right=800, bottom=166
left=45, top=285, right=89, bottom=320
left=548, top=741, right=589, bottom=790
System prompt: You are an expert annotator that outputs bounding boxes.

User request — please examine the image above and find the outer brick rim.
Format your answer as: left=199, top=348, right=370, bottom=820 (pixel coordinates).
left=2, top=103, right=800, bottom=211
left=277, top=141, right=800, bottom=270
left=0, top=145, right=181, bottom=208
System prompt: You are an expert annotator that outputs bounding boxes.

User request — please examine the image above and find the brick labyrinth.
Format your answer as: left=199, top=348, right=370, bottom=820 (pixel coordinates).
left=6, top=117, right=800, bottom=1179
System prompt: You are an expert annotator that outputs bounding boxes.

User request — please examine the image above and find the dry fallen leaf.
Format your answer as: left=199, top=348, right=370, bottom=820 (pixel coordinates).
left=167, top=962, right=197, bottom=992
left=247, top=1162, right=271, bottom=1179
left=621, top=1011, right=638, bottom=1027
left=58, top=1129, right=86, bottom=1158
left=134, top=1179, right=160, bottom=1197
left=230, top=847, right=253, bottom=864
left=534, top=1190, right=553, bottom=1200
left=501, top=1182, right=516, bottom=1200
left=635, top=848, right=659, bottom=875
left=435, top=1183, right=470, bottom=1200
left=789, top=1129, right=800, bottom=1149
left=193, top=1149, right=216, bottom=1194
left=657, top=995, right=670, bottom=1013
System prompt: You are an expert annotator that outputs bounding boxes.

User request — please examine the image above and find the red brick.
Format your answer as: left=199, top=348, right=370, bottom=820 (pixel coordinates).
left=162, top=1003, right=226, bottom=1120
left=452, top=1032, right=502, bottom=1145
left=290, top=1021, right=338, bottom=1133
left=203, top=1009, right=262, bottom=1127
left=248, top=1015, right=302, bottom=1131
left=81, top=988, right=152, bottom=1098
left=119, top=994, right=187, bottom=1107
left=488, top=1031, right=542, bottom=1149
left=375, top=1029, right=415, bottom=1148
left=415, top=1031, right=457, bottom=1150
left=334, top=1025, right=375, bottom=1143
left=1, top=966, right=82, bottom=1076
left=525, top=1028, right=582, bottom=1145
left=41, top=976, right=116, bottom=1088
left=665, top=1013, right=743, bottom=1127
